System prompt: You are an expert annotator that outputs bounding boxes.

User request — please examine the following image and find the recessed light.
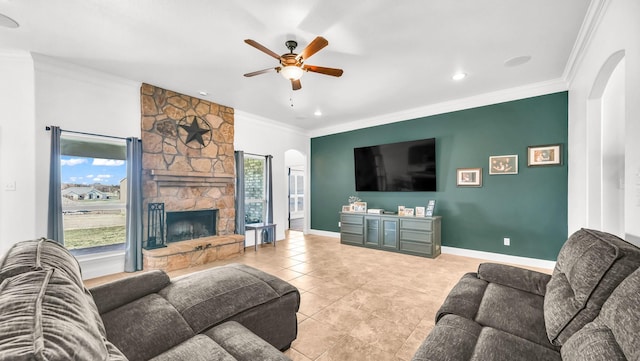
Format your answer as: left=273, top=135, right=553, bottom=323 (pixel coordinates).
left=199, top=91, right=208, bottom=96
left=314, top=110, right=322, bottom=117
left=504, top=55, right=532, bottom=67
left=0, top=13, right=19, bottom=29
left=452, top=72, right=467, bottom=81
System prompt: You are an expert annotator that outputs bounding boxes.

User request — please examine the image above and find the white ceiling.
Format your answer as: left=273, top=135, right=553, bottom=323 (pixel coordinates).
left=0, top=1, right=592, bottom=133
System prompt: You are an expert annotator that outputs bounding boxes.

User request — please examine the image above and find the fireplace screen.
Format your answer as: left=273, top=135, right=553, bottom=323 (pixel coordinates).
left=166, top=209, right=217, bottom=243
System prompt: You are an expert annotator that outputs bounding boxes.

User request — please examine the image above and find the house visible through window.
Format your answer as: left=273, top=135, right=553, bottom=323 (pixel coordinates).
left=60, top=136, right=127, bottom=252
left=244, top=155, right=265, bottom=224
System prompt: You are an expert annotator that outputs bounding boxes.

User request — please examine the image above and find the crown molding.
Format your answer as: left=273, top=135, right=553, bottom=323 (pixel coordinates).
left=32, top=53, right=140, bottom=89
left=235, top=109, right=310, bottom=138
left=563, top=0, right=610, bottom=83
left=310, top=78, right=568, bottom=138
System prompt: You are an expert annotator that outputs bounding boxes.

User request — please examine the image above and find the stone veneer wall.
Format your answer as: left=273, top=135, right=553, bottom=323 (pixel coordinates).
left=140, top=83, right=236, bottom=244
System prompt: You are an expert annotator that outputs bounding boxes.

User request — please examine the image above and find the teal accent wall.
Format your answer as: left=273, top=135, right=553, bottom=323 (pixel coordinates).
left=311, top=92, right=568, bottom=261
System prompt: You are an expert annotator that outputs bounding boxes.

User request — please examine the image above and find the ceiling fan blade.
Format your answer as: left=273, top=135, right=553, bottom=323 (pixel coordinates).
left=243, top=67, right=277, bottom=77
left=296, top=36, right=329, bottom=61
left=303, top=64, right=344, bottom=77
left=291, top=79, right=302, bottom=91
left=244, top=39, right=281, bottom=60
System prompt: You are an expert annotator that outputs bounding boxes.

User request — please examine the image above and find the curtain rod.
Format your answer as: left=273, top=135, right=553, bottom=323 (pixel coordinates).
left=45, top=126, right=128, bottom=141
left=244, top=152, right=272, bottom=158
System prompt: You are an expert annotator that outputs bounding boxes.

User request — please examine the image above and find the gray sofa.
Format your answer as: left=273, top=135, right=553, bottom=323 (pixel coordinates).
left=0, top=238, right=300, bottom=361
left=412, top=228, right=640, bottom=360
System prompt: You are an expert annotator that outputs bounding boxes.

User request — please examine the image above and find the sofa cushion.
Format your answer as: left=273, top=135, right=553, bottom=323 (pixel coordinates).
left=148, top=335, right=236, bottom=361
left=205, top=321, right=292, bottom=361
left=0, top=238, right=83, bottom=288
left=101, top=293, right=195, bottom=361
left=90, top=270, right=171, bottom=314
left=475, top=283, right=553, bottom=349
left=544, top=228, right=640, bottom=345
left=159, top=263, right=297, bottom=333
left=412, top=314, right=561, bottom=361
left=561, top=267, right=640, bottom=361
left=0, top=269, right=108, bottom=360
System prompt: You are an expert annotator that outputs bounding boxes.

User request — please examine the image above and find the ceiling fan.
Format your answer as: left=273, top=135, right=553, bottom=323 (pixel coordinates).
left=243, top=36, right=343, bottom=91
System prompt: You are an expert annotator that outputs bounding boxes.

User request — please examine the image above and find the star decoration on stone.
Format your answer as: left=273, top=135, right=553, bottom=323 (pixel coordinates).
left=179, top=116, right=210, bottom=146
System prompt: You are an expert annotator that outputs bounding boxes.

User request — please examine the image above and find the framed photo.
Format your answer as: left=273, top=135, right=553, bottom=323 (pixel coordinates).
left=528, top=144, right=562, bottom=167
left=426, top=200, right=436, bottom=217
left=489, top=155, right=518, bottom=175
left=457, top=168, right=482, bottom=187
left=353, top=201, right=367, bottom=213
left=404, top=208, right=415, bottom=216
left=415, top=206, right=425, bottom=217
left=398, top=206, right=405, bottom=216
left=341, top=205, right=351, bottom=212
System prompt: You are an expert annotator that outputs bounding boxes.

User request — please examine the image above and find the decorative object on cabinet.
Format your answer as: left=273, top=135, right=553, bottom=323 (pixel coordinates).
left=352, top=201, right=367, bottom=212
left=415, top=206, right=426, bottom=217
left=342, top=205, right=352, bottom=212
left=404, top=208, right=415, bottom=216
left=398, top=205, right=406, bottom=216
left=425, top=200, right=436, bottom=217
left=527, top=144, right=562, bottom=166
left=489, top=154, right=518, bottom=175
left=457, top=168, right=482, bottom=187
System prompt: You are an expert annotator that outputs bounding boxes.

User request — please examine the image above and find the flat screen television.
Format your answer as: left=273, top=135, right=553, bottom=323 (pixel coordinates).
left=354, top=138, right=436, bottom=192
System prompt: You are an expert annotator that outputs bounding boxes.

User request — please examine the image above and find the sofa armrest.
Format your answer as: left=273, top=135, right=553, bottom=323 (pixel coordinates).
left=436, top=272, right=487, bottom=322
left=89, top=270, right=170, bottom=314
left=477, top=263, right=551, bottom=297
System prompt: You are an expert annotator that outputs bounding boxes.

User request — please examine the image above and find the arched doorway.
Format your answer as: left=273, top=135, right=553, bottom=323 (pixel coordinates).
left=587, top=50, right=626, bottom=237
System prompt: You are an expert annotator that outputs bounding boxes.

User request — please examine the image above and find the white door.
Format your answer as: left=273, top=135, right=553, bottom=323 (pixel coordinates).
left=289, top=169, right=304, bottom=220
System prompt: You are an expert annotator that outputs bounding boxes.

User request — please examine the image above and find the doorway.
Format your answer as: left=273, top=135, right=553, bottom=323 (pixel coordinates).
left=285, top=149, right=306, bottom=232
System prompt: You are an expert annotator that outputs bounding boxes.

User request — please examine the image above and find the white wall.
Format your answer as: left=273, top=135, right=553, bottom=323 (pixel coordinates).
left=0, top=51, right=37, bottom=255
left=234, top=111, right=310, bottom=245
left=568, top=0, right=640, bottom=245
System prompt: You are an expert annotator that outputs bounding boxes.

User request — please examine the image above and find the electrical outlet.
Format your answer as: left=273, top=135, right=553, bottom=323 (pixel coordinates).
left=4, top=181, right=16, bottom=191
left=338, top=221, right=341, bottom=227
left=504, top=237, right=510, bottom=246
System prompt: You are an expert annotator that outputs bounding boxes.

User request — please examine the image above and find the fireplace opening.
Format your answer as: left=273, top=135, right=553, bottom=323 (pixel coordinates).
left=166, top=209, right=217, bottom=243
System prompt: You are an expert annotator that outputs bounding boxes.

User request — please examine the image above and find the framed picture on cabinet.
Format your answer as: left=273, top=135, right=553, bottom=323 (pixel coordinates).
left=457, top=168, right=482, bottom=187
left=342, top=205, right=351, bottom=212
left=353, top=201, right=367, bottom=213
left=426, top=200, right=436, bottom=217
left=404, top=208, right=415, bottom=216
left=527, top=144, right=562, bottom=166
left=415, top=206, right=426, bottom=217
left=489, top=155, right=518, bottom=175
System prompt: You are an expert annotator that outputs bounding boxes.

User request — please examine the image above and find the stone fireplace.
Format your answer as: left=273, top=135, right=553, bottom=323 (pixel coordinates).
left=140, top=84, right=244, bottom=271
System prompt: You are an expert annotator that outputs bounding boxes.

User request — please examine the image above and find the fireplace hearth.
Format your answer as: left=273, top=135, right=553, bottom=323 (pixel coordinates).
left=166, top=209, right=217, bottom=243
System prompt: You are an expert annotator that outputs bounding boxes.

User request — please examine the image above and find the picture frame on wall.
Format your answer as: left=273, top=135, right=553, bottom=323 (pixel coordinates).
left=527, top=144, right=562, bottom=167
left=489, top=155, right=518, bottom=175
left=457, top=168, right=482, bottom=187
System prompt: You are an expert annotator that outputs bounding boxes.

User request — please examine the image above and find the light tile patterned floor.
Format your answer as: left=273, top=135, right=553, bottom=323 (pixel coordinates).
left=85, top=231, right=550, bottom=361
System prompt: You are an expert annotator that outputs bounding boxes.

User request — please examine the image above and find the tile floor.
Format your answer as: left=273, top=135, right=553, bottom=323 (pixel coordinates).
left=85, top=231, right=551, bottom=361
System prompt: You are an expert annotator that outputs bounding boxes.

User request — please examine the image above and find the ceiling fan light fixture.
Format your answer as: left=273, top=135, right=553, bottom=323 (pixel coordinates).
left=280, top=65, right=304, bottom=81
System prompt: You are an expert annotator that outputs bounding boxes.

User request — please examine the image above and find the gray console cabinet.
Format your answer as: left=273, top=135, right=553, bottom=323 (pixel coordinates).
left=340, top=213, right=441, bottom=258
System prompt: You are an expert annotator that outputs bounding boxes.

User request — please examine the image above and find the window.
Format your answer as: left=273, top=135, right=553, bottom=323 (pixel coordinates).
left=244, top=155, right=265, bottom=224
left=60, top=136, right=127, bottom=252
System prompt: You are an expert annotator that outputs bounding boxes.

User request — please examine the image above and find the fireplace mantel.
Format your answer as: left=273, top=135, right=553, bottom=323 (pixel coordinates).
left=150, top=169, right=234, bottom=187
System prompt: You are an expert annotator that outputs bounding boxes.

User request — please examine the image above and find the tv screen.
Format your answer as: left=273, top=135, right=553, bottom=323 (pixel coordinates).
left=354, top=138, right=436, bottom=192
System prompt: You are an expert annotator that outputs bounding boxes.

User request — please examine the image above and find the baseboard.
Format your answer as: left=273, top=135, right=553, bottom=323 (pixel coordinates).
left=441, top=246, right=555, bottom=270
left=308, top=228, right=555, bottom=270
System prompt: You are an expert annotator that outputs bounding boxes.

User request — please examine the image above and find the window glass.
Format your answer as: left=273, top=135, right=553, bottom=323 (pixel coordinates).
left=60, top=136, right=126, bottom=251
left=244, top=156, right=265, bottom=224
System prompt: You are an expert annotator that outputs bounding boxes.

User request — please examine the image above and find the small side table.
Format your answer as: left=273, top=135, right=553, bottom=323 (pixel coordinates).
left=245, top=223, right=276, bottom=251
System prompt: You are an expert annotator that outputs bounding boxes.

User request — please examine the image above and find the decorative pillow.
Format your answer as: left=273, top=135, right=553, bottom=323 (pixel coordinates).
left=0, top=269, right=108, bottom=360
left=544, top=228, right=640, bottom=345
left=0, top=238, right=83, bottom=288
